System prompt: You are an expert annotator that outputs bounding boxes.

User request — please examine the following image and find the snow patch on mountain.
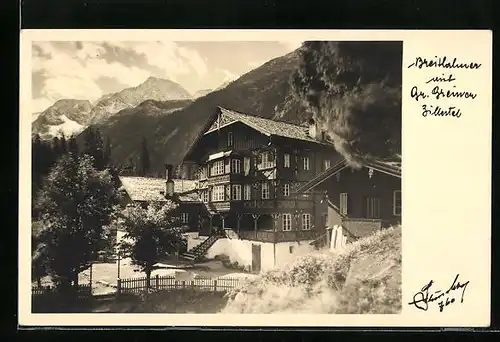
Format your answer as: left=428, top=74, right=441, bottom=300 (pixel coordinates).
left=47, top=115, right=84, bottom=138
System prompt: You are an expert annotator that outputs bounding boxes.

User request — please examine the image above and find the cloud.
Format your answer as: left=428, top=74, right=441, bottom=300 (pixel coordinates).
left=31, top=41, right=210, bottom=112
left=31, top=40, right=298, bottom=113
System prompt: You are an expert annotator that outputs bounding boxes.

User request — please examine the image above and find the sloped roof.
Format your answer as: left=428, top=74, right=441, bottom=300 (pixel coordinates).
left=364, top=158, right=401, bottom=178
left=119, top=176, right=199, bottom=203
left=295, top=157, right=401, bottom=193
left=217, top=107, right=333, bottom=146
left=342, top=219, right=382, bottom=239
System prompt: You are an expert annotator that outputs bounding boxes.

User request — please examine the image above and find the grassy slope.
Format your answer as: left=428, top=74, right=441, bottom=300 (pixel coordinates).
left=221, top=226, right=402, bottom=314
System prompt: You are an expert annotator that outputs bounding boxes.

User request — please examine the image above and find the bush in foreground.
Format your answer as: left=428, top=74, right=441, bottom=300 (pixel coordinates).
left=222, top=226, right=402, bottom=314
left=98, top=290, right=228, bottom=313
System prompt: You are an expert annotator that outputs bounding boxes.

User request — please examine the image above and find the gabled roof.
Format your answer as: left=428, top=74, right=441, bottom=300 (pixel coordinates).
left=119, top=176, right=199, bottom=203
left=295, top=157, right=401, bottom=193
left=211, top=107, right=333, bottom=145
left=182, top=106, right=336, bottom=162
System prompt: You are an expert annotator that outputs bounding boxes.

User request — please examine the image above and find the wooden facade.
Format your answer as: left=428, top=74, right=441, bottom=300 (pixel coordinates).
left=311, top=164, right=401, bottom=229
left=183, top=107, right=341, bottom=242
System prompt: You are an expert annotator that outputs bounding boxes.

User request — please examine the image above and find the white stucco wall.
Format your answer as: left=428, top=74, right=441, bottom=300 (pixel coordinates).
left=205, top=238, right=256, bottom=268
left=202, top=238, right=316, bottom=273
left=274, top=240, right=316, bottom=269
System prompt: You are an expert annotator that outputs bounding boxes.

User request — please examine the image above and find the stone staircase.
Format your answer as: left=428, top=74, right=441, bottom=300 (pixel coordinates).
left=180, top=233, right=223, bottom=262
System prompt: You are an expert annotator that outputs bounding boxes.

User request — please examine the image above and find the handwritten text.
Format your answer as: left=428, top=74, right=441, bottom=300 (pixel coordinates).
left=408, top=274, right=470, bottom=312
left=408, top=55, right=482, bottom=118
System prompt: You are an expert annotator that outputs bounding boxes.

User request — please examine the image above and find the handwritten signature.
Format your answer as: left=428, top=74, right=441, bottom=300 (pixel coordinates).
left=408, top=274, right=469, bottom=312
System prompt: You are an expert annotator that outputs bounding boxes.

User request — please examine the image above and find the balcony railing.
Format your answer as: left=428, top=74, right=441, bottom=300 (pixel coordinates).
left=205, top=201, right=231, bottom=212
left=238, top=229, right=321, bottom=243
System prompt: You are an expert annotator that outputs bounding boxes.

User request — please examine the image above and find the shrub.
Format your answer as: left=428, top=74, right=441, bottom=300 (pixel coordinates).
left=222, top=226, right=401, bottom=314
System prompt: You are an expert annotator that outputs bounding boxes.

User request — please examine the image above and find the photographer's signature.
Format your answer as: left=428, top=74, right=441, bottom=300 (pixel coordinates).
left=408, top=274, right=469, bottom=312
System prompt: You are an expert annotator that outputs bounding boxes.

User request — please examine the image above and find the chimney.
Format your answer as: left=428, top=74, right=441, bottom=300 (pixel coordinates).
left=165, top=164, right=174, bottom=198
left=308, top=118, right=318, bottom=139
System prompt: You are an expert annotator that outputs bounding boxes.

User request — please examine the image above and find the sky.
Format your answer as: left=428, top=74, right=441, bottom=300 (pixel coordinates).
left=31, top=40, right=303, bottom=113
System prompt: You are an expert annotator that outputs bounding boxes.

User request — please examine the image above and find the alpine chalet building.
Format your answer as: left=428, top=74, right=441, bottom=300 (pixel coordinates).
left=182, top=106, right=343, bottom=271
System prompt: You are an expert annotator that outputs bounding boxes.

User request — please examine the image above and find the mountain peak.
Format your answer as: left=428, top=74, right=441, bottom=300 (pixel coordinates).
left=87, top=76, right=192, bottom=124
left=141, top=76, right=176, bottom=87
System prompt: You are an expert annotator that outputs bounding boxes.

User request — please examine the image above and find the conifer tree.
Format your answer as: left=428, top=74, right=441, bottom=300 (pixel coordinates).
left=82, top=127, right=105, bottom=170
left=67, top=135, right=79, bottom=157
left=139, top=137, right=151, bottom=177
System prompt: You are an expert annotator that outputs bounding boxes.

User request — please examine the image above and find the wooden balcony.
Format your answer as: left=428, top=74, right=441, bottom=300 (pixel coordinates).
left=204, top=201, right=231, bottom=212
left=238, top=229, right=321, bottom=243
left=207, top=174, right=230, bottom=185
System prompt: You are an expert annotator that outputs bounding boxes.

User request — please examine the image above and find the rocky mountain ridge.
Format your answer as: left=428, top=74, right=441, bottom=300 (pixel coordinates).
left=32, top=77, right=192, bottom=139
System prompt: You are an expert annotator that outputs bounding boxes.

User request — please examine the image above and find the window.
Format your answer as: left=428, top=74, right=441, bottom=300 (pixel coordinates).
left=231, top=184, right=242, bottom=200
left=261, top=182, right=270, bottom=199
left=201, top=190, right=209, bottom=203
left=231, top=159, right=241, bottom=174
left=243, top=157, right=251, bottom=175
left=289, top=246, right=294, bottom=254
left=180, top=213, right=189, bottom=223
left=303, top=156, right=310, bottom=170
left=302, top=214, right=311, bottom=230
left=366, top=197, right=381, bottom=219
left=244, top=184, right=251, bottom=200
left=340, top=193, right=348, bottom=215
left=324, top=159, right=331, bottom=171
left=210, top=160, right=224, bottom=176
left=227, top=132, right=233, bottom=147
left=393, top=190, right=402, bottom=216
left=283, top=183, right=290, bottom=197
left=282, top=213, right=292, bottom=231
left=211, top=185, right=225, bottom=202
left=258, top=151, right=276, bottom=169
left=284, top=153, right=290, bottom=168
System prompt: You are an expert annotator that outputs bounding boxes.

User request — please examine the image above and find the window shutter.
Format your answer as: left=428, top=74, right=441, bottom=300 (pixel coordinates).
left=340, top=193, right=348, bottom=215
left=244, top=157, right=250, bottom=175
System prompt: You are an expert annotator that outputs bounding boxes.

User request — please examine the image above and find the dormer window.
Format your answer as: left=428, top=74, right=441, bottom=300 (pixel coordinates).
left=227, top=132, right=233, bottom=147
